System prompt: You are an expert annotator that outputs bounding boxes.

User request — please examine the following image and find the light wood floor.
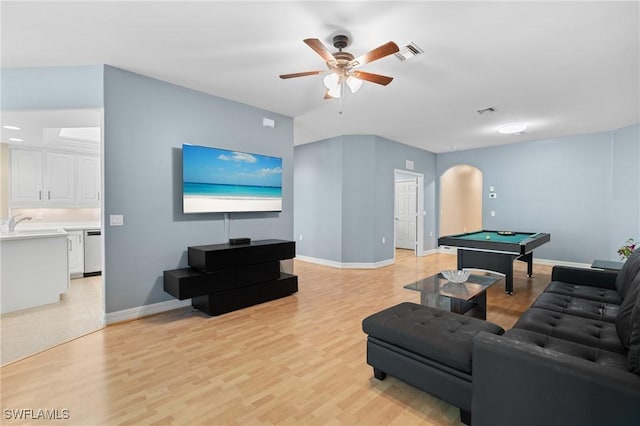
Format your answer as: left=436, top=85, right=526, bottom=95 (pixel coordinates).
left=0, top=251, right=550, bottom=425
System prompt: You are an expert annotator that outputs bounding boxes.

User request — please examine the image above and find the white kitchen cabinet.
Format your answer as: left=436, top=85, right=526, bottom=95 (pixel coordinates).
left=45, top=152, right=75, bottom=203
left=76, top=155, right=100, bottom=204
left=9, top=148, right=99, bottom=207
left=67, top=230, right=85, bottom=277
left=10, top=149, right=43, bottom=204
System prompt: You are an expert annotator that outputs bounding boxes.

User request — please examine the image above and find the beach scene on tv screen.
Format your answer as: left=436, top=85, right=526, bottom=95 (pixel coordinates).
left=183, top=145, right=282, bottom=213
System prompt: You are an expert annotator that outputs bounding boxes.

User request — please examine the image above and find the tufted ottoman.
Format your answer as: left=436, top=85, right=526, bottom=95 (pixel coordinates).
left=362, top=302, right=505, bottom=424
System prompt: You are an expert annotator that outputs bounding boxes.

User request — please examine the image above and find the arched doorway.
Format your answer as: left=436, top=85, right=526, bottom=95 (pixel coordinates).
left=439, top=165, right=482, bottom=236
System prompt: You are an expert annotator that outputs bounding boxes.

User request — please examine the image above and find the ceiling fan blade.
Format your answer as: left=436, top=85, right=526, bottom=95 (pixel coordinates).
left=351, top=70, right=394, bottom=86
left=279, top=71, right=323, bottom=79
left=350, top=41, right=399, bottom=67
left=304, top=38, right=336, bottom=64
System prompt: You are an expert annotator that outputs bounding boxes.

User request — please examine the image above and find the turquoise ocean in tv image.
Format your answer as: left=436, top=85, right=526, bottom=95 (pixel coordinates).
left=184, top=182, right=282, bottom=198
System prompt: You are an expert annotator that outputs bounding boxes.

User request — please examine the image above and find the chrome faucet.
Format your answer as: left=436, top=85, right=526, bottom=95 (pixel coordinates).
left=7, top=214, right=32, bottom=232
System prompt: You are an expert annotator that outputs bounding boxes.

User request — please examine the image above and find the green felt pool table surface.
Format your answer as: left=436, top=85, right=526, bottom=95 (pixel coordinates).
left=454, top=231, right=536, bottom=244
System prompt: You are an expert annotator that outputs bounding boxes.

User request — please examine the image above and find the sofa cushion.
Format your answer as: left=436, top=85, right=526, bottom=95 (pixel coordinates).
left=616, top=271, right=640, bottom=348
left=616, top=248, right=640, bottom=297
left=628, top=288, right=640, bottom=374
left=362, top=302, right=504, bottom=373
left=513, top=307, right=626, bottom=354
left=532, top=292, right=619, bottom=323
left=504, top=328, right=628, bottom=371
left=543, top=281, right=622, bottom=304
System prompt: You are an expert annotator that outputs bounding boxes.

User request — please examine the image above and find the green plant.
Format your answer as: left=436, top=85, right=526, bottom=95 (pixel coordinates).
left=618, top=238, right=637, bottom=260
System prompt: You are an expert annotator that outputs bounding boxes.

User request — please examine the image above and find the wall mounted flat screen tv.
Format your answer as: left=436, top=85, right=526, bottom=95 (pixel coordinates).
left=182, top=144, right=282, bottom=214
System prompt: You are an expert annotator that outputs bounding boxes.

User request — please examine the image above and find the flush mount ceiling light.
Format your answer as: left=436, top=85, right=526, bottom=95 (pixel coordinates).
left=280, top=34, right=399, bottom=101
left=498, top=123, right=527, bottom=135
left=2, top=125, right=21, bottom=130
left=8, top=137, right=23, bottom=142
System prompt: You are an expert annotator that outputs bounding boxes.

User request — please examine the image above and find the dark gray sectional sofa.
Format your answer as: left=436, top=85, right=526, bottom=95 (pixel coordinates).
left=362, top=248, right=640, bottom=426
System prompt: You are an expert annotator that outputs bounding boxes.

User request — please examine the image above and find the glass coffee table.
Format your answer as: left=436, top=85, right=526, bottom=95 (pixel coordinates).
left=403, top=272, right=501, bottom=319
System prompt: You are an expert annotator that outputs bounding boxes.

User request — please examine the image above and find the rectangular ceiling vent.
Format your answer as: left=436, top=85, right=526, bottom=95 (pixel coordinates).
left=395, top=41, right=424, bottom=61
left=477, top=107, right=496, bottom=115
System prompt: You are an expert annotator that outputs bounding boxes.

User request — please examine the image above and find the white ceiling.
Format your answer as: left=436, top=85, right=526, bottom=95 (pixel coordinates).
left=1, top=1, right=638, bottom=153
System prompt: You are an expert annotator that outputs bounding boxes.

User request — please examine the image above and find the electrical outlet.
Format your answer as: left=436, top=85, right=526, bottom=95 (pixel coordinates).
left=299, top=234, right=303, bottom=241
left=382, top=237, right=386, bottom=244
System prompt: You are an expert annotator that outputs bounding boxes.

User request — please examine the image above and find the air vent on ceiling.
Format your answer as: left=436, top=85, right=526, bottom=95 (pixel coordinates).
left=477, top=107, right=496, bottom=115
left=395, top=42, right=423, bottom=61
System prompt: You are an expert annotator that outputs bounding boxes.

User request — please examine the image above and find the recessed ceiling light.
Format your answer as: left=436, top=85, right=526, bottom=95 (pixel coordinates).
left=3, top=125, right=21, bottom=130
left=498, top=123, right=527, bottom=135
left=8, top=137, right=23, bottom=142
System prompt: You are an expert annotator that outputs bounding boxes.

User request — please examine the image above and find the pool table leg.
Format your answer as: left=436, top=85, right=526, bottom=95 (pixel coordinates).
left=517, top=252, right=534, bottom=277
left=505, top=275, right=513, bottom=295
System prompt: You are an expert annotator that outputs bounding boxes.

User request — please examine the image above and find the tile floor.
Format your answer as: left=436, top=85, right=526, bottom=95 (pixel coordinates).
left=1, top=275, right=104, bottom=365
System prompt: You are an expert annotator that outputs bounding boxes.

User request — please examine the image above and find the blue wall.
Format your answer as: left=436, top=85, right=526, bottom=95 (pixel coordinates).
left=294, top=135, right=437, bottom=265
left=293, top=137, right=343, bottom=262
left=437, top=124, right=640, bottom=263
left=103, top=66, right=294, bottom=313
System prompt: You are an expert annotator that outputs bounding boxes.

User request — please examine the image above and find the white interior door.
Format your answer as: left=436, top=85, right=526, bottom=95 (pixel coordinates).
left=395, top=179, right=418, bottom=249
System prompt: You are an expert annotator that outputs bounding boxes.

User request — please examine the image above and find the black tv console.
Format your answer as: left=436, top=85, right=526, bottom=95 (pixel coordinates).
left=163, top=239, right=298, bottom=316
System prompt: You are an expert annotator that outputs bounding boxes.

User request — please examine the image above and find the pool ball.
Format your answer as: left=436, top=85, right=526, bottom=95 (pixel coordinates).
left=486, top=235, right=491, bottom=239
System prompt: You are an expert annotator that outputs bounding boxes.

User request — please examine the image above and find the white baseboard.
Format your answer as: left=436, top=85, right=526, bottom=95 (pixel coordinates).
left=105, top=299, right=191, bottom=325
left=533, top=258, right=591, bottom=269
left=295, top=255, right=395, bottom=269
left=421, top=248, right=440, bottom=256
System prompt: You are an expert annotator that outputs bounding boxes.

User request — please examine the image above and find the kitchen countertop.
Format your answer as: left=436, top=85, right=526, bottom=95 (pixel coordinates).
left=0, top=229, right=69, bottom=241
left=0, top=222, right=101, bottom=240
left=10, top=222, right=101, bottom=231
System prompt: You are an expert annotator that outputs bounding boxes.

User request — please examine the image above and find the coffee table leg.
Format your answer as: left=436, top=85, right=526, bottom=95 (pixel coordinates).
left=475, top=291, right=487, bottom=320
left=451, top=291, right=487, bottom=320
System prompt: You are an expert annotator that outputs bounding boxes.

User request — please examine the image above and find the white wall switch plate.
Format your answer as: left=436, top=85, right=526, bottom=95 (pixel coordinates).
left=110, top=214, right=124, bottom=226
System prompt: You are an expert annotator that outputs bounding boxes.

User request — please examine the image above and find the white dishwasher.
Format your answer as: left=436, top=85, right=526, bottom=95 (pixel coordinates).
left=83, top=229, right=102, bottom=276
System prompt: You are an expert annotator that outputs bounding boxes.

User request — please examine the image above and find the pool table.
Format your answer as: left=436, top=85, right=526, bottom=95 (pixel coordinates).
left=438, top=230, right=551, bottom=294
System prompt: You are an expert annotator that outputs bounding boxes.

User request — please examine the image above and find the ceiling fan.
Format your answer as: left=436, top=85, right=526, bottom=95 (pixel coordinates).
left=279, top=35, right=399, bottom=99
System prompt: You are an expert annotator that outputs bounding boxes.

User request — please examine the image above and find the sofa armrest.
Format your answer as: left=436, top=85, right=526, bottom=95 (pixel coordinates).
left=551, top=265, right=618, bottom=290
left=471, top=332, right=640, bottom=426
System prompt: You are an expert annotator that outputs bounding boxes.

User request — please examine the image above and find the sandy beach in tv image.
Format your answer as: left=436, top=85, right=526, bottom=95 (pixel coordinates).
left=183, top=145, right=282, bottom=213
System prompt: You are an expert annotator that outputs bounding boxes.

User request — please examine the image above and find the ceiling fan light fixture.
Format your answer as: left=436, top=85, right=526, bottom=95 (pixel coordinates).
left=323, top=73, right=339, bottom=90
left=327, top=84, right=342, bottom=99
left=346, top=76, right=363, bottom=93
